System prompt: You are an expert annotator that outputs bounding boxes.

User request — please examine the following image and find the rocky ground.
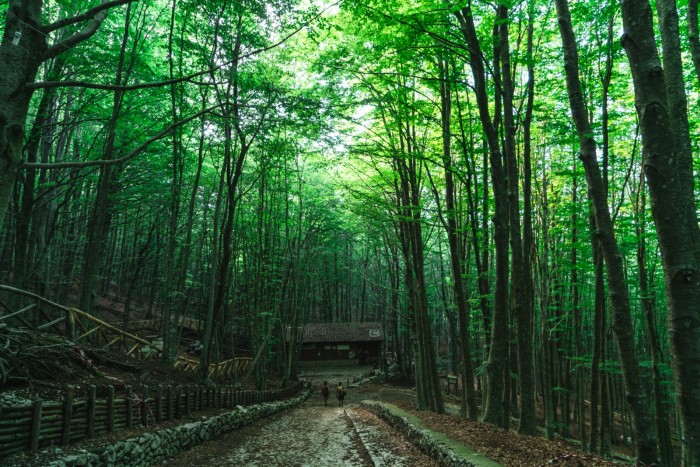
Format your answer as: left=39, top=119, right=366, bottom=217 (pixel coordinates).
left=165, top=396, right=437, bottom=466
left=162, top=379, right=622, bottom=467
left=1, top=339, right=629, bottom=466
left=165, top=366, right=437, bottom=466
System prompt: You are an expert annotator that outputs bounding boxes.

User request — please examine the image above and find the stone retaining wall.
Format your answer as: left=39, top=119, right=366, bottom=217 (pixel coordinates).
left=47, top=388, right=312, bottom=466
left=360, top=400, right=476, bottom=467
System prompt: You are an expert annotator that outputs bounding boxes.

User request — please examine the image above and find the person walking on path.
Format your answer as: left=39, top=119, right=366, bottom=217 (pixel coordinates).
left=321, top=381, right=330, bottom=406
left=337, top=382, right=346, bottom=407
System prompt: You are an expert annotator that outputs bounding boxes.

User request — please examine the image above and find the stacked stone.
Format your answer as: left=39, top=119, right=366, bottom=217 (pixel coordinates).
left=47, top=389, right=312, bottom=467
left=360, top=401, right=476, bottom=467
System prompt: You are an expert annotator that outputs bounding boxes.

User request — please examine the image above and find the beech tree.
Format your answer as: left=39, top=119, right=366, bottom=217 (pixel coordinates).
left=2, top=1, right=698, bottom=462
left=0, top=0, right=135, bottom=232
left=555, top=0, right=658, bottom=462
left=621, top=0, right=700, bottom=463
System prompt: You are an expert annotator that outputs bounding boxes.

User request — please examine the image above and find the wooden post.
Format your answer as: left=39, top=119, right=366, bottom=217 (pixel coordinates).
left=30, top=400, right=43, bottom=452
left=155, top=385, right=163, bottom=422
left=87, top=385, right=96, bottom=437
left=141, top=385, right=149, bottom=427
left=68, top=309, right=75, bottom=340
left=62, top=386, right=74, bottom=445
left=174, top=385, right=180, bottom=419
left=125, top=386, right=133, bottom=428
left=447, top=374, right=458, bottom=395
left=107, top=385, right=115, bottom=432
left=167, top=385, right=173, bottom=420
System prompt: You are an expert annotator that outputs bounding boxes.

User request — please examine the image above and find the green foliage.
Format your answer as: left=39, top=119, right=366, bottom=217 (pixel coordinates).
left=0, top=0, right=683, bottom=440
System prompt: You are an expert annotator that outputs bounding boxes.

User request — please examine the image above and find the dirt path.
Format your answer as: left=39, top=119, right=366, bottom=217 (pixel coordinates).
left=166, top=380, right=437, bottom=466
left=212, top=402, right=369, bottom=466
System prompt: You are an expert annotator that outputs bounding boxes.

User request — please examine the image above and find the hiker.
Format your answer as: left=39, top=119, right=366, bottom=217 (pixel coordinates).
left=337, top=382, right=346, bottom=407
left=321, top=381, right=330, bottom=406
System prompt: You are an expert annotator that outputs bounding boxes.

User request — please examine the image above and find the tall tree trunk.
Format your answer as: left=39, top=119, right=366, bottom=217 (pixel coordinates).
left=438, top=57, right=477, bottom=419
left=689, top=0, right=700, bottom=81
left=621, top=1, right=700, bottom=463
left=0, top=1, right=132, bottom=232
left=456, top=6, right=510, bottom=428
left=79, top=4, right=133, bottom=315
left=521, top=0, right=537, bottom=437
left=589, top=214, right=602, bottom=453
left=497, top=4, right=535, bottom=435
left=14, top=55, right=65, bottom=297
left=454, top=89, right=491, bottom=368
left=161, top=0, right=184, bottom=364
left=570, top=171, right=587, bottom=450
left=199, top=183, right=225, bottom=381
left=538, top=167, right=556, bottom=440
left=555, top=1, right=659, bottom=462
left=635, top=173, right=675, bottom=466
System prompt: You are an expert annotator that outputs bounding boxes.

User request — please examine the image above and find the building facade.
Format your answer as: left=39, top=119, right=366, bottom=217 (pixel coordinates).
left=289, top=322, right=384, bottom=366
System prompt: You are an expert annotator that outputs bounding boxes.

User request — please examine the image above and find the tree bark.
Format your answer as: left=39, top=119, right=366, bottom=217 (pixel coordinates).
left=555, top=0, right=659, bottom=462
left=0, top=0, right=130, bottom=232
left=78, top=3, right=133, bottom=315
left=635, top=174, right=675, bottom=466
left=498, top=4, right=536, bottom=435
left=456, top=6, right=510, bottom=428
left=690, top=0, right=700, bottom=82
left=569, top=173, right=586, bottom=450
left=438, top=57, right=477, bottom=419
left=621, top=0, right=700, bottom=463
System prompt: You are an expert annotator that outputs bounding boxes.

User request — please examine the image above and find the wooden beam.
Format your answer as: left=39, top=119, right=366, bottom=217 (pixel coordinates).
left=37, top=316, right=65, bottom=330
left=0, top=303, right=37, bottom=322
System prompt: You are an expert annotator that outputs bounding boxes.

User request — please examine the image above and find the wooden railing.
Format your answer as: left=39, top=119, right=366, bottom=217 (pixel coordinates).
left=0, top=381, right=305, bottom=461
left=0, top=285, right=254, bottom=380
left=68, top=307, right=156, bottom=358
left=174, top=356, right=253, bottom=381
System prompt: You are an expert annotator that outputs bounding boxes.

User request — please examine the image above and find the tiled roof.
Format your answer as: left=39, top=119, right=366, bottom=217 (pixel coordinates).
left=289, top=322, right=384, bottom=343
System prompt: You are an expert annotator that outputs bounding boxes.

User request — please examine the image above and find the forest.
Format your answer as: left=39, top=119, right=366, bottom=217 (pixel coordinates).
left=1, top=0, right=699, bottom=465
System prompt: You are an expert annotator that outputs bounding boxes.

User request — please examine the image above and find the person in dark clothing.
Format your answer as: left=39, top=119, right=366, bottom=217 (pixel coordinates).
left=321, top=381, right=330, bottom=406
left=336, top=382, right=346, bottom=407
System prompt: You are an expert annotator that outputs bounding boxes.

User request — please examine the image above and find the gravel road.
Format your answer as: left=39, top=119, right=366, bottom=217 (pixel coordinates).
left=219, top=402, right=369, bottom=466
left=165, top=367, right=437, bottom=466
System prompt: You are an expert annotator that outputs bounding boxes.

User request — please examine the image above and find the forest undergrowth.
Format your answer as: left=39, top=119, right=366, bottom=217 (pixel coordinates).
left=0, top=323, right=629, bottom=467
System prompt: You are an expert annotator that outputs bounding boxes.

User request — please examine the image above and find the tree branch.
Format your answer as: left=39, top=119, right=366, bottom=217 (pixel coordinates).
left=23, top=104, right=221, bottom=170
left=28, top=73, right=215, bottom=91
left=31, top=1, right=338, bottom=90
left=43, top=8, right=112, bottom=61
left=42, top=0, right=135, bottom=34
left=0, top=284, right=72, bottom=313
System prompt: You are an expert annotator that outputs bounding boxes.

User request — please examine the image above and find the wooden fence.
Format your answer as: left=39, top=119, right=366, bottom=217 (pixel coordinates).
left=0, top=286, right=256, bottom=384
left=175, top=356, right=253, bottom=381
left=0, top=381, right=303, bottom=461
